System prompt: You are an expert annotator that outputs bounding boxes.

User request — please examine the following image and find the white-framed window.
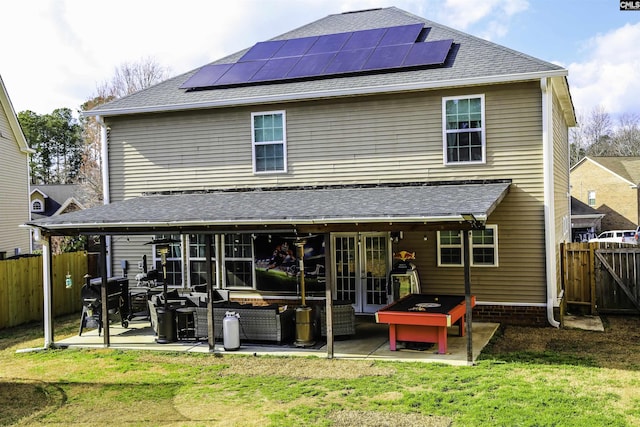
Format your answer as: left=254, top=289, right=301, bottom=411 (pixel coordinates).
left=252, top=111, right=287, bottom=173
left=437, top=230, right=463, bottom=266
left=152, top=235, right=183, bottom=287
left=224, top=233, right=254, bottom=288
left=188, top=234, right=217, bottom=288
left=31, top=200, right=44, bottom=212
left=470, top=225, right=498, bottom=266
left=587, top=191, right=596, bottom=207
left=437, top=225, right=498, bottom=267
left=442, top=95, right=485, bottom=164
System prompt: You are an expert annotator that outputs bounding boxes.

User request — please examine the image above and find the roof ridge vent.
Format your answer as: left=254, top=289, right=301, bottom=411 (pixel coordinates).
left=341, top=8, right=382, bottom=15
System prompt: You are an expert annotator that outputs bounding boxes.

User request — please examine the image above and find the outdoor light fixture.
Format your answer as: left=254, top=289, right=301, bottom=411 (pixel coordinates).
left=461, top=213, right=477, bottom=222
left=461, top=213, right=483, bottom=230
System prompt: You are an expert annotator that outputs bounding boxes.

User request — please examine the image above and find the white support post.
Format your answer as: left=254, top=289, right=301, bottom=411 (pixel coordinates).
left=42, top=234, right=54, bottom=349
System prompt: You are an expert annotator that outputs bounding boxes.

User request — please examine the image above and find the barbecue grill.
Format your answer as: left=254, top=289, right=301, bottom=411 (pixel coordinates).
left=79, top=277, right=130, bottom=335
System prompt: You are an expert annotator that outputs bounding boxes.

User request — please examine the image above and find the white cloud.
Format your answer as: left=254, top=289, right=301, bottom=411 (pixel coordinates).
left=568, top=23, right=640, bottom=115
left=436, top=0, right=529, bottom=40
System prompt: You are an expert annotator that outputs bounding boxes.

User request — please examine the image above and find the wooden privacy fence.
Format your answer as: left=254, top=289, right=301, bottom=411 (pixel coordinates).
left=561, top=242, right=640, bottom=315
left=0, top=251, right=92, bottom=330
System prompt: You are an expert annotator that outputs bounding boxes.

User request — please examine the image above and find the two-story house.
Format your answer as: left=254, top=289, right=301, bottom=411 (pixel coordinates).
left=571, top=156, right=640, bottom=232
left=0, top=74, right=32, bottom=258
left=29, top=7, right=575, bottom=327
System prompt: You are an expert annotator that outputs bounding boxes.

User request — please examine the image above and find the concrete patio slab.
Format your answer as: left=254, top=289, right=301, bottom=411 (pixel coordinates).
left=54, top=316, right=499, bottom=365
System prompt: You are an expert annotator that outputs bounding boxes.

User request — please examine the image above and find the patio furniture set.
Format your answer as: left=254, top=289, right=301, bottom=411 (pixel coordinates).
left=146, top=290, right=356, bottom=344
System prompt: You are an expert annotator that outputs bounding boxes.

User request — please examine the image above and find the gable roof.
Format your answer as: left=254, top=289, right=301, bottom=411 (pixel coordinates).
left=87, top=7, right=570, bottom=118
left=573, top=156, right=640, bottom=186
left=30, top=184, right=84, bottom=219
left=0, top=74, right=33, bottom=154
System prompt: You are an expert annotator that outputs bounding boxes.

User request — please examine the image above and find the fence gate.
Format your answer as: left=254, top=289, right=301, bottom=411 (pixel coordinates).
left=562, top=242, right=597, bottom=314
left=562, top=242, right=640, bottom=314
left=594, top=247, right=640, bottom=314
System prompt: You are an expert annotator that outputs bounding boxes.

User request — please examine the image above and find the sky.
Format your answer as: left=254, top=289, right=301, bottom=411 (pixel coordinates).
left=1, top=0, right=639, bottom=122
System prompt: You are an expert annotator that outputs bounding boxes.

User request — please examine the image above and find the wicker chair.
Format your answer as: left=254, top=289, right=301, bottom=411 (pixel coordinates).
left=320, top=302, right=356, bottom=337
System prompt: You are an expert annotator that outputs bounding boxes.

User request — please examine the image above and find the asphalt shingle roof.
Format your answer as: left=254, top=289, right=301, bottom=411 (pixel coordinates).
left=28, top=181, right=511, bottom=233
left=586, top=156, right=640, bottom=185
left=88, top=7, right=564, bottom=116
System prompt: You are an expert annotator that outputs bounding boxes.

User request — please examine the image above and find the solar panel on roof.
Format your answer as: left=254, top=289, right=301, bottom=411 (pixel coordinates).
left=378, top=23, right=423, bottom=46
left=215, top=61, right=266, bottom=85
left=250, top=57, right=300, bottom=82
left=181, top=24, right=455, bottom=90
left=342, top=27, right=386, bottom=50
left=306, top=32, right=351, bottom=54
left=272, top=36, right=318, bottom=58
left=363, top=44, right=412, bottom=71
left=403, top=39, right=453, bottom=67
left=179, top=63, right=233, bottom=89
left=286, top=52, right=336, bottom=78
left=324, top=48, right=374, bottom=74
left=238, top=40, right=286, bottom=62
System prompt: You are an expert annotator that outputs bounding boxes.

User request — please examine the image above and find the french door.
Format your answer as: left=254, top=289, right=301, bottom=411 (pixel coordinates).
left=333, top=233, right=390, bottom=313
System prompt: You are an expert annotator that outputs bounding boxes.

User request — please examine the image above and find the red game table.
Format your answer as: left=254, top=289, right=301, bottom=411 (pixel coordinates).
left=375, top=293, right=476, bottom=354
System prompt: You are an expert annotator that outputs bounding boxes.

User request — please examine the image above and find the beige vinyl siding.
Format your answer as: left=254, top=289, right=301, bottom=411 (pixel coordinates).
left=107, top=81, right=548, bottom=302
left=0, top=111, right=30, bottom=255
left=106, top=82, right=543, bottom=200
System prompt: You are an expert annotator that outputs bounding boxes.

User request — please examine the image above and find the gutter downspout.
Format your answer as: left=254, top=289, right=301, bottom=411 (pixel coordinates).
left=97, top=115, right=112, bottom=277
left=541, top=78, right=560, bottom=328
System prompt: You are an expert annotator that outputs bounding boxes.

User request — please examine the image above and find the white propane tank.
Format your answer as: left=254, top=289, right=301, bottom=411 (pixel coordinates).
left=223, top=311, right=240, bottom=351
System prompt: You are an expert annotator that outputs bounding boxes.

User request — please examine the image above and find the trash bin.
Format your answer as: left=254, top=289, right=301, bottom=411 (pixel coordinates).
left=294, top=306, right=315, bottom=347
left=156, top=307, right=176, bottom=344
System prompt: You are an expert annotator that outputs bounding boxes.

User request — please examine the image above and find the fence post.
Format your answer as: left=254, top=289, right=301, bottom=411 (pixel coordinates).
left=589, top=243, right=597, bottom=315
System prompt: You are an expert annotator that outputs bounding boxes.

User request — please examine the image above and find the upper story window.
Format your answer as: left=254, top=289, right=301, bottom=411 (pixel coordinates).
left=442, top=95, right=485, bottom=165
left=437, top=225, right=498, bottom=267
left=252, top=111, right=287, bottom=173
left=31, top=200, right=44, bottom=212
left=587, top=191, right=596, bottom=207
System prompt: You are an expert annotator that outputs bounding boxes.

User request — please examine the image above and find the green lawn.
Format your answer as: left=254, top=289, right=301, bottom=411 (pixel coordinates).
left=1, top=314, right=639, bottom=426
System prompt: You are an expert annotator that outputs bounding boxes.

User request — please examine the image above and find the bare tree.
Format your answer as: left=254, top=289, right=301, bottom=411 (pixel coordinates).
left=583, top=105, right=613, bottom=157
left=612, top=113, right=640, bottom=156
left=78, top=57, right=171, bottom=206
left=96, top=56, right=171, bottom=99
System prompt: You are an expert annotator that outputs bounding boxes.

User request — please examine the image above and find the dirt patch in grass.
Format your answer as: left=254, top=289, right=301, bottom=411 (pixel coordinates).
left=139, top=353, right=395, bottom=379
left=481, top=314, right=640, bottom=369
left=0, top=380, right=65, bottom=426
left=327, top=410, right=452, bottom=427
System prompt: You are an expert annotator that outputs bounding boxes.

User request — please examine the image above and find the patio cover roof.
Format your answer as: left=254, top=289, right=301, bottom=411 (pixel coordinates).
left=26, top=181, right=511, bottom=235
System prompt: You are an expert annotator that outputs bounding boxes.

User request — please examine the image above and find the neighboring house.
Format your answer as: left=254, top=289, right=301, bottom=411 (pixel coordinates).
left=30, top=184, right=85, bottom=251
left=0, top=74, right=33, bottom=259
left=571, top=156, right=640, bottom=232
left=29, top=7, right=576, bottom=326
left=570, top=196, right=604, bottom=242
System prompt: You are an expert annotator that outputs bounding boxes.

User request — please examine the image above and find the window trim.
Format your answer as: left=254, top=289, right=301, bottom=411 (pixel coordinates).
left=587, top=190, right=596, bottom=207
left=151, top=234, right=184, bottom=288
left=31, top=200, right=44, bottom=213
left=437, top=225, right=499, bottom=267
left=251, top=110, right=287, bottom=174
left=222, top=233, right=256, bottom=290
left=470, top=225, right=499, bottom=267
left=442, top=94, right=486, bottom=165
left=436, top=230, right=463, bottom=267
